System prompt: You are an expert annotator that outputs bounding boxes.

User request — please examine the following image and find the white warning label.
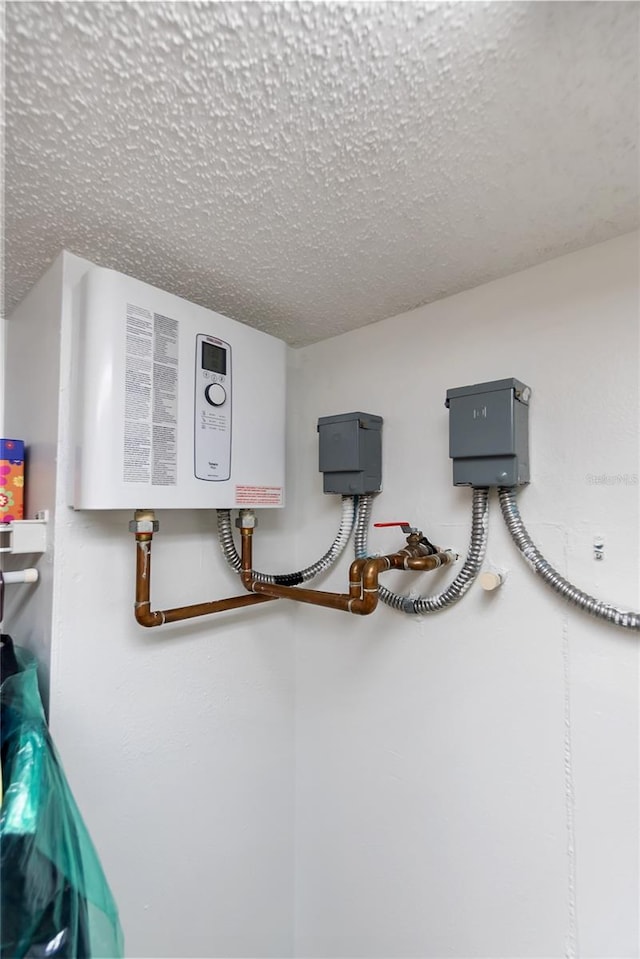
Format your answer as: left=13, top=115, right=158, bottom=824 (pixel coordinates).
left=124, top=305, right=179, bottom=485
left=235, top=485, right=283, bottom=507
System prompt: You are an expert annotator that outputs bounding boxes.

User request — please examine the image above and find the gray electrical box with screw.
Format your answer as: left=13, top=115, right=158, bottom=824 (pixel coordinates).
left=445, top=378, right=531, bottom=488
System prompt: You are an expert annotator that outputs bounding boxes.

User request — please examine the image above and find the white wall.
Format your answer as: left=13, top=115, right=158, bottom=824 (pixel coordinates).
left=50, top=508, right=295, bottom=959
left=291, top=232, right=639, bottom=958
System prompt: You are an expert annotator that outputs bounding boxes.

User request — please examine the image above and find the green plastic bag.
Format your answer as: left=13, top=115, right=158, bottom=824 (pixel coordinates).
left=1, top=642, right=124, bottom=958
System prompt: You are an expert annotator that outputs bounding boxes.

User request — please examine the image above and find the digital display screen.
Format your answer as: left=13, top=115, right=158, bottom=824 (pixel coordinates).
left=202, top=341, right=227, bottom=375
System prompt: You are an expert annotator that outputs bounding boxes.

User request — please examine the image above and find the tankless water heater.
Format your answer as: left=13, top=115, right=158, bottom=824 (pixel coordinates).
left=70, top=264, right=286, bottom=510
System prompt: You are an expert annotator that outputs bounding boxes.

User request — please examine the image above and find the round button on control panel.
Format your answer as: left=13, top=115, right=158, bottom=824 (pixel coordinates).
left=205, top=382, right=227, bottom=407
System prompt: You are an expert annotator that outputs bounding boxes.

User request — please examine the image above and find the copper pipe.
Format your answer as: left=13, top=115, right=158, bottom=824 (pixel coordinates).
left=388, top=551, right=455, bottom=572
left=349, top=559, right=368, bottom=599
left=245, top=552, right=394, bottom=617
left=239, top=528, right=369, bottom=611
left=356, top=556, right=392, bottom=614
left=241, top=522, right=457, bottom=615
left=134, top=531, right=274, bottom=628
left=249, top=556, right=387, bottom=615
left=240, top=526, right=254, bottom=587
left=250, top=580, right=355, bottom=613
left=239, top=522, right=456, bottom=618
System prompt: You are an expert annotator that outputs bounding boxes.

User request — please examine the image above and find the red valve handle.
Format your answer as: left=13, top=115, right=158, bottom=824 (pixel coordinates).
left=374, top=522, right=411, bottom=528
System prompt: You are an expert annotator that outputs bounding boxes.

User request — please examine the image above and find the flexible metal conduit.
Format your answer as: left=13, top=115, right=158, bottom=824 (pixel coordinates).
left=217, top=495, right=356, bottom=585
left=499, top=488, right=640, bottom=630
left=355, top=489, right=489, bottom=613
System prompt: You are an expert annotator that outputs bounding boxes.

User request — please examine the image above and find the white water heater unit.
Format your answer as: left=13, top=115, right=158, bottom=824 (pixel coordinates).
left=70, top=263, right=286, bottom=510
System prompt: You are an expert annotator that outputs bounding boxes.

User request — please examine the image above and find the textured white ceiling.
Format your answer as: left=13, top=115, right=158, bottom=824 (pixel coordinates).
left=5, top=1, right=639, bottom=346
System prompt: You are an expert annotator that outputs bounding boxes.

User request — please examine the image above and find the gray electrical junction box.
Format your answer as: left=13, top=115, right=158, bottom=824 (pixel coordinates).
left=445, top=378, right=531, bottom=488
left=317, top=412, right=383, bottom=494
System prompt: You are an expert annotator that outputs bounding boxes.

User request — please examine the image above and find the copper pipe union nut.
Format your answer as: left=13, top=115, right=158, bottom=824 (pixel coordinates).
left=236, top=509, right=258, bottom=529
left=129, top=513, right=159, bottom=534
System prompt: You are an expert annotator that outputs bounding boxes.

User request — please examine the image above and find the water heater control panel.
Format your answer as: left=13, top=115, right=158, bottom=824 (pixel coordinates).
left=195, top=334, right=231, bottom=481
